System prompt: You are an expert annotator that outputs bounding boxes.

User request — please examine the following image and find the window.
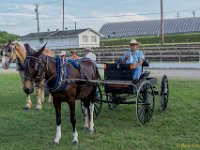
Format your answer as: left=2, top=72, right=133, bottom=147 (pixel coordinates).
left=91, top=35, right=97, bottom=42
left=82, top=36, right=88, bottom=42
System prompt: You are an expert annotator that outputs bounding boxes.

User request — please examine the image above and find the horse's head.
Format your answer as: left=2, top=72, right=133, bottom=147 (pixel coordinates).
left=1, top=40, right=17, bottom=69
left=23, top=43, right=47, bottom=94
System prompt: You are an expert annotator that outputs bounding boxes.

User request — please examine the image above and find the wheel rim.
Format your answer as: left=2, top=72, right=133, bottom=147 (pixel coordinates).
left=136, top=81, right=155, bottom=125
left=160, top=75, right=169, bottom=111
left=94, top=86, right=103, bottom=116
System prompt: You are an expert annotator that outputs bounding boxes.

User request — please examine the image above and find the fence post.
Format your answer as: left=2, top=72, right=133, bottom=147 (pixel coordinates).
left=160, top=51, right=162, bottom=63
left=98, top=53, right=100, bottom=63
left=199, top=51, right=200, bottom=64
left=179, top=51, right=181, bottom=63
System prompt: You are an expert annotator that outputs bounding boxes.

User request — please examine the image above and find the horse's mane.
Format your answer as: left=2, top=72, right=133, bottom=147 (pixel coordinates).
left=12, top=41, right=27, bottom=52
left=12, top=41, right=54, bottom=57
left=43, top=47, right=54, bottom=57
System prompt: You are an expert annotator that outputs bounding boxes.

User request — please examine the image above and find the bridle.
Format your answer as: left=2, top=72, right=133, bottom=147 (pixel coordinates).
left=2, top=43, right=17, bottom=63
left=24, top=55, right=48, bottom=83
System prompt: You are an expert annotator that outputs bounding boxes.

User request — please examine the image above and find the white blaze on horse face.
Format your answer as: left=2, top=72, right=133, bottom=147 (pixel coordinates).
left=54, top=125, right=61, bottom=144
left=2, top=51, right=9, bottom=69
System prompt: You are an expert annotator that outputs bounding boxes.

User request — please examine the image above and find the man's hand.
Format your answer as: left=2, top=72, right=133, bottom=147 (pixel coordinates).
left=125, top=54, right=129, bottom=60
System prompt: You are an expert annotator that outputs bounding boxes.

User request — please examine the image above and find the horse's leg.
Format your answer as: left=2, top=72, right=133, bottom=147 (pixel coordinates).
left=40, top=83, right=45, bottom=104
left=35, top=87, right=42, bottom=110
left=53, top=100, right=62, bottom=144
left=25, top=94, right=32, bottom=110
left=47, top=94, right=53, bottom=104
left=20, top=71, right=32, bottom=110
left=83, top=107, right=89, bottom=129
left=69, top=102, right=79, bottom=145
left=89, top=101, right=95, bottom=133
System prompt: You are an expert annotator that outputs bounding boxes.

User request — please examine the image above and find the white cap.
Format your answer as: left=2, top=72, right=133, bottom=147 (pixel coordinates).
left=59, top=50, right=66, bottom=56
left=84, top=46, right=93, bottom=52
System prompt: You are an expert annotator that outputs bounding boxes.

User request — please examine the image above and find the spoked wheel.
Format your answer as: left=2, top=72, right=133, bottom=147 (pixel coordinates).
left=160, top=75, right=169, bottom=111
left=136, top=81, right=155, bottom=125
left=94, top=85, right=103, bottom=116
left=106, top=93, right=119, bottom=110
left=81, top=85, right=103, bottom=117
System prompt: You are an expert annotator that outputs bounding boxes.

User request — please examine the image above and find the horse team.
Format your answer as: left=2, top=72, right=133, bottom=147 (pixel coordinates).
left=1, top=40, right=99, bottom=145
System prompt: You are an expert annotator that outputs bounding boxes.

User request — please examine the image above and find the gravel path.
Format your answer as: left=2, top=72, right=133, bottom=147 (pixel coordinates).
left=146, top=68, right=200, bottom=79
left=0, top=68, right=200, bottom=79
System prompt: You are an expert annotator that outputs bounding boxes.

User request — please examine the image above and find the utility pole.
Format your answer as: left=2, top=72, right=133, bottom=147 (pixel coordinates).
left=35, top=4, right=40, bottom=33
left=75, top=22, right=77, bottom=30
left=62, top=0, right=64, bottom=30
left=160, top=0, right=164, bottom=45
left=192, top=11, right=195, bottom=17
left=177, top=13, right=179, bottom=18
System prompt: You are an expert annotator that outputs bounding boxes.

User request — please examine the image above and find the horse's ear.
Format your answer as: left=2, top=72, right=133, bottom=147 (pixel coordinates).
left=24, top=43, right=31, bottom=56
left=8, top=39, right=11, bottom=43
left=34, top=43, right=47, bottom=57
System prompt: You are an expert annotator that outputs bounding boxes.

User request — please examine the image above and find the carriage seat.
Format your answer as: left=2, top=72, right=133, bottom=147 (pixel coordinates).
left=142, top=58, right=150, bottom=67
left=140, top=59, right=150, bottom=79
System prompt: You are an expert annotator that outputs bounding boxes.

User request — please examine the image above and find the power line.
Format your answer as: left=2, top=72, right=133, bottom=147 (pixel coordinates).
left=38, top=8, right=200, bottom=20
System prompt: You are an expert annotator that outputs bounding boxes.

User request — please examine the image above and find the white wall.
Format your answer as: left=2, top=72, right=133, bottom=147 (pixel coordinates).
left=21, top=36, right=79, bottom=49
left=79, top=30, right=100, bottom=48
left=21, top=29, right=101, bottom=50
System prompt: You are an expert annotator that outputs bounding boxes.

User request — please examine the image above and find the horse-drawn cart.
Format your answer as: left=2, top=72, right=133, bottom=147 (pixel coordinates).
left=80, top=61, right=169, bottom=125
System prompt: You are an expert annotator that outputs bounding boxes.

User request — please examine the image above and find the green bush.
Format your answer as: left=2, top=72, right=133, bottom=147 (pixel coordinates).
left=101, top=33, right=200, bottom=46
left=0, top=31, right=19, bottom=46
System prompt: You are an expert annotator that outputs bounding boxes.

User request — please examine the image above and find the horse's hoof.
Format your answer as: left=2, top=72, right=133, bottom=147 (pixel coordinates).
left=72, top=140, right=79, bottom=146
left=35, top=105, right=42, bottom=110
left=89, top=129, right=95, bottom=135
left=24, top=107, right=30, bottom=111
left=52, top=141, right=59, bottom=146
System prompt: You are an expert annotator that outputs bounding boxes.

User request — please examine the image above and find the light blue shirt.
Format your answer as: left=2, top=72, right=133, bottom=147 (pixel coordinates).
left=121, top=49, right=145, bottom=65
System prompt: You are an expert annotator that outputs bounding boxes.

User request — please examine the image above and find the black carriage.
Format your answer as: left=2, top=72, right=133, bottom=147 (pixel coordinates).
left=81, top=60, right=169, bottom=125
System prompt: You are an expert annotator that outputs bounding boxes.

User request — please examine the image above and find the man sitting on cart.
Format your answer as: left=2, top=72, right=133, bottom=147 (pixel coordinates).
left=119, top=39, right=145, bottom=83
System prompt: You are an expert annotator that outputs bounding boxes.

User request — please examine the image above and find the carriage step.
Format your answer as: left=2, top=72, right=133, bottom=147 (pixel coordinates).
left=154, top=90, right=159, bottom=95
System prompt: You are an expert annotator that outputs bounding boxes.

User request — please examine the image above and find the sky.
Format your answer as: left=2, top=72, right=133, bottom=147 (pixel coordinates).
left=0, top=0, right=200, bottom=36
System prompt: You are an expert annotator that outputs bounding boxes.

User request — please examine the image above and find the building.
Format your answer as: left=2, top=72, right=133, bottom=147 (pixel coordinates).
left=99, top=17, right=200, bottom=38
left=20, top=28, right=102, bottom=49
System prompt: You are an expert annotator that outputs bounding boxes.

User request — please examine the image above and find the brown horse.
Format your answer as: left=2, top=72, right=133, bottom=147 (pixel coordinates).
left=1, top=40, right=54, bottom=110
left=23, top=44, right=99, bottom=145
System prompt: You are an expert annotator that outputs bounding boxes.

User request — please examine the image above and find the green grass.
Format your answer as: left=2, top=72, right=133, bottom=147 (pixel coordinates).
left=0, top=72, right=200, bottom=150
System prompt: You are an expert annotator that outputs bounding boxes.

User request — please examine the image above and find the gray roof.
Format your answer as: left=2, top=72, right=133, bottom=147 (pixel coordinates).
left=22, top=28, right=91, bottom=38
left=99, top=17, right=200, bottom=38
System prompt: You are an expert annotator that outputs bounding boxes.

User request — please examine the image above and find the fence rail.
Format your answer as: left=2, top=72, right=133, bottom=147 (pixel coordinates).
left=1, top=45, right=200, bottom=63
left=57, top=45, right=200, bottom=63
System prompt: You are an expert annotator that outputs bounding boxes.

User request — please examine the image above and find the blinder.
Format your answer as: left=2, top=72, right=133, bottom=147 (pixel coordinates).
left=24, top=56, right=47, bottom=84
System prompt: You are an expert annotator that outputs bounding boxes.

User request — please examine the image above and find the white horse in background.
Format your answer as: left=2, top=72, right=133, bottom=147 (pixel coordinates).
left=1, top=40, right=53, bottom=110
